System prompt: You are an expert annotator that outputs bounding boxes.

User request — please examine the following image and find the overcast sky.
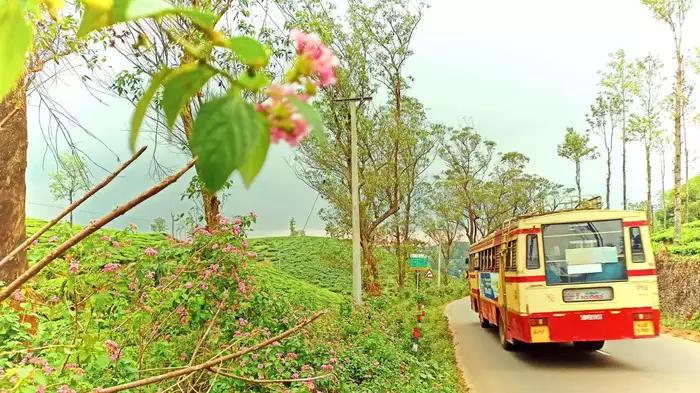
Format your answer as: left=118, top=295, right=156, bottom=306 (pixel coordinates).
left=24, top=0, right=700, bottom=237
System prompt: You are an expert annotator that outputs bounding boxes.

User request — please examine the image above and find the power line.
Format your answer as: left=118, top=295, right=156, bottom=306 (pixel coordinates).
left=302, top=192, right=321, bottom=232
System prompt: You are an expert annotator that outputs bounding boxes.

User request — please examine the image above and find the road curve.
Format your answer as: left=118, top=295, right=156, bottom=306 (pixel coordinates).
left=445, top=298, right=700, bottom=393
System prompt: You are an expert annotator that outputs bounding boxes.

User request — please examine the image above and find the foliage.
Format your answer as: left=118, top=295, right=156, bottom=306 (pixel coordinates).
left=420, top=180, right=462, bottom=284
left=48, top=154, right=91, bottom=204
left=557, top=127, right=598, bottom=201
left=6, top=218, right=464, bottom=392
left=654, top=174, right=700, bottom=229
left=150, top=217, right=167, bottom=233
left=0, top=0, right=335, bottom=194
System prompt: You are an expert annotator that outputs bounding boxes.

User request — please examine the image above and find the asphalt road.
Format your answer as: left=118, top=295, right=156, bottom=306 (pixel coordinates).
left=445, top=298, right=700, bottom=393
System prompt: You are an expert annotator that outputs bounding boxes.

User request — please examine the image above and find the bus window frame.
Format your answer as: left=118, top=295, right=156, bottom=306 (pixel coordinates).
left=526, top=234, right=540, bottom=270
left=630, top=226, right=645, bottom=263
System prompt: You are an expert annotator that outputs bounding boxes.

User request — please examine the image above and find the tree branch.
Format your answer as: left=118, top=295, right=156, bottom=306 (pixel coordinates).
left=0, top=159, right=195, bottom=303
left=95, top=311, right=326, bottom=393
left=0, top=146, right=148, bottom=269
left=0, top=107, right=19, bottom=130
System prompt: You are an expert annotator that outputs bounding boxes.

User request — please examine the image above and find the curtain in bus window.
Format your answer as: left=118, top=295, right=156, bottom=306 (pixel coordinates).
left=541, top=219, right=628, bottom=285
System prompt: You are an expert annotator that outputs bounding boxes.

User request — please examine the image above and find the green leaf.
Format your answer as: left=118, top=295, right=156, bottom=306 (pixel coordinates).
left=124, top=0, right=173, bottom=21
left=228, top=36, right=268, bottom=68
left=32, top=369, right=48, bottom=386
left=161, top=64, right=216, bottom=130
left=190, top=94, right=262, bottom=192
left=0, top=1, right=34, bottom=100
left=95, top=352, right=110, bottom=369
left=78, top=0, right=173, bottom=38
left=289, top=97, right=325, bottom=144
left=237, top=71, right=270, bottom=92
left=130, top=67, right=172, bottom=152
left=177, top=8, right=216, bottom=30
left=238, top=115, right=270, bottom=187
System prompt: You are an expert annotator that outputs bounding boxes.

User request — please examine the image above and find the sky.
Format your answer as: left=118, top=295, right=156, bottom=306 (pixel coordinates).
left=24, top=0, right=700, bottom=237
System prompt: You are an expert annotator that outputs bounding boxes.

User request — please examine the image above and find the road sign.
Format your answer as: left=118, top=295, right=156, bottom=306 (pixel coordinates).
left=409, top=254, right=428, bottom=271
left=425, top=269, right=434, bottom=279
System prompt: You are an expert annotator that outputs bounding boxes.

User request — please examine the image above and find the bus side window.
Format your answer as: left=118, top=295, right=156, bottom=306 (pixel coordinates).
left=526, top=234, right=540, bottom=269
left=511, top=241, right=517, bottom=270
left=630, top=227, right=645, bottom=263
left=505, top=243, right=511, bottom=270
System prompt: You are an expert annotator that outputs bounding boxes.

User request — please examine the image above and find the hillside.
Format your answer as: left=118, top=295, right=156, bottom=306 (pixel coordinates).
left=3, top=218, right=465, bottom=393
left=651, top=220, right=700, bottom=256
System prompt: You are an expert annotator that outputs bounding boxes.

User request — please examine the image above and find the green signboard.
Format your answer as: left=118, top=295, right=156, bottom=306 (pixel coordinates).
left=409, top=254, right=428, bottom=271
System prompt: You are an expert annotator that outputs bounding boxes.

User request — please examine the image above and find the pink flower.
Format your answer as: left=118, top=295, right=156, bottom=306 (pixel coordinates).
left=101, top=235, right=111, bottom=242
left=282, top=317, right=289, bottom=324
left=49, top=296, right=60, bottom=303
left=219, top=217, right=230, bottom=225
left=143, top=247, right=158, bottom=256
left=185, top=282, right=193, bottom=289
left=238, top=281, right=246, bottom=293
left=329, top=357, right=337, bottom=364
left=105, top=251, right=112, bottom=258
left=246, top=251, right=258, bottom=259
left=257, top=363, right=264, bottom=370
left=301, top=364, right=314, bottom=372
left=291, top=373, right=299, bottom=380
left=57, top=386, right=76, bottom=393
left=104, top=340, right=121, bottom=362
left=290, top=29, right=340, bottom=86
left=145, top=271, right=155, bottom=279
left=329, top=349, right=336, bottom=355
left=241, top=240, right=249, bottom=249
left=200, top=282, right=208, bottom=291
left=48, top=236, right=59, bottom=243
left=212, top=243, right=219, bottom=250
left=239, top=318, right=248, bottom=327
left=102, top=263, right=119, bottom=273
left=68, top=259, right=80, bottom=275
left=233, top=217, right=242, bottom=225
left=129, top=223, right=138, bottom=230
left=272, top=341, right=281, bottom=346
left=250, top=212, right=258, bottom=218
left=32, top=239, right=39, bottom=245
left=180, top=352, right=187, bottom=361
left=252, top=354, right=259, bottom=361
left=125, top=239, right=133, bottom=245
left=37, top=385, right=45, bottom=393
left=321, top=364, right=334, bottom=372
left=13, top=290, right=23, bottom=302
left=129, top=278, right=139, bottom=291
left=112, top=241, right=120, bottom=249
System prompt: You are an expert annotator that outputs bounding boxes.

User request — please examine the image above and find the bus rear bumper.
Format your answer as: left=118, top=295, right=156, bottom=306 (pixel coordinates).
left=510, top=307, right=660, bottom=343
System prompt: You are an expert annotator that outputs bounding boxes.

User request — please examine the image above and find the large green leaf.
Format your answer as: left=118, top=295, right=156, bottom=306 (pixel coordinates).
left=0, top=1, right=33, bottom=100
left=228, top=36, right=268, bottom=68
left=190, top=94, right=262, bottom=192
left=161, top=63, right=216, bottom=130
left=123, top=0, right=172, bottom=21
left=238, top=115, right=270, bottom=187
left=289, top=97, right=325, bottom=144
left=130, top=67, right=172, bottom=152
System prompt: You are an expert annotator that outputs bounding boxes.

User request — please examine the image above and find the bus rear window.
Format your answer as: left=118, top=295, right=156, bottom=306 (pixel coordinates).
left=542, top=219, right=628, bottom=285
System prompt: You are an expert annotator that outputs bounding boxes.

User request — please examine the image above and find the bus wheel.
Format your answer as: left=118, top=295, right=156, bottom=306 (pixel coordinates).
left=498, top=314, right=513, bottom=351
left=479, top=313, right=490, bottom=328
left=574, top=341, right=605, bottom=351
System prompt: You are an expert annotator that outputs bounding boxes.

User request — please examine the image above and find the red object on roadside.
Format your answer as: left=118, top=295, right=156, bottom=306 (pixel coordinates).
left=421, top=310, right=426, bottom=316
left=413, top=327, right=420, bottom=339
left=416, top=314, right=422, bottom=321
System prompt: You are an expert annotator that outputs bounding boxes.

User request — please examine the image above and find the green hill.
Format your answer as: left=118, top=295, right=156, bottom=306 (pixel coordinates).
left=651, top=220, right=700, bottom=256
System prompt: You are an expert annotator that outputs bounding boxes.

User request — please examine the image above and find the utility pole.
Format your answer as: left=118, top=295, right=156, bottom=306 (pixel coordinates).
left=438, top=246, right=442, bottom=289
left=333, top=95, right=372, bottom=306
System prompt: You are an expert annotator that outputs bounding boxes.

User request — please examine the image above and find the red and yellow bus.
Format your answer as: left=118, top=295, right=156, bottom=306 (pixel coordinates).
left=466, top=208, right=659, bottom=351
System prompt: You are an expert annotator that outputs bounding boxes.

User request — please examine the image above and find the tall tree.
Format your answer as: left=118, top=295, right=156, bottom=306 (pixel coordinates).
left=0, top=3, right=105, bottom=284
left=681, top=78, right=694, bottom=220
left=586, top=94, right=619, bottom=209
left=421, top=180, right=462, bottom=288
left=629, top=54, right=665, bottom=229
left=439, top=126, right=495, bottom=244
left=557, top=128, right=598, bottom=202
left=642, top=0, right=694, bottom=241
left=48, top=153, right=91, bottom=226
left=109, top=0, right=288, bottom=229
left=600, top=49, right=638, bottom=210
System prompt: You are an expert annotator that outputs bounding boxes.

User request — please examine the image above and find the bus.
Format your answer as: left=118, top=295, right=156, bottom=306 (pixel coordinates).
left=466, top=206, right=659, bottom=351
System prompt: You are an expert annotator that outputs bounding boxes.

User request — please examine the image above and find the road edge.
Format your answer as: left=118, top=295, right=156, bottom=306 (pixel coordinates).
left=444, top=299, right=476, bottom=393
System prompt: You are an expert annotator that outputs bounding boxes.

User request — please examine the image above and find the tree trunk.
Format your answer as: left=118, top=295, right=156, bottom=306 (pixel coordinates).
left=0, top=90, right=28, bottom=285
left=605, top=154, right=612, bottom=210
left=69, top=191, right=74, bottom=227
left=673, top=50, right=683, bottom=242
left=622, top=102, right=627, bottom=210
left=393, top=215, right=403, bottom=291
left=180, top=100, right=221, bottom=229
left=361, top=238, right=381, bottom=297
left=660, top=148, right=667, bottom=229
left=575, top=161, right=581, bottom=202
left=645, top=142, right=653, bottom=231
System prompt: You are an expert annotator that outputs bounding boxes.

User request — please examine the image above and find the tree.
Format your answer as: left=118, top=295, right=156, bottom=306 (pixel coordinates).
left=557, top=128, right=598, bottom=202
left=289, top=217, right=297, bottom=236
left=109, top=0, right=289, bottom=229
left=48, top=154, right=91, bottom=226
left=421, top=180, right=462, bottom=287
left=150, top=217, right=167, bottom=233
left=600, top=49, right=638, bottom=210
left=0, top=3, right=106, bottom=284
left=641, top=0, right=694, bottom=242
left=586, top=94, right=619, bottom=209
left=629, top=54, right=665, bottom=228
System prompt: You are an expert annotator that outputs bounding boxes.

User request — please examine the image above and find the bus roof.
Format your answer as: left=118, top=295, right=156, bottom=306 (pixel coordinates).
left=470, top=209, right=647, bottom=253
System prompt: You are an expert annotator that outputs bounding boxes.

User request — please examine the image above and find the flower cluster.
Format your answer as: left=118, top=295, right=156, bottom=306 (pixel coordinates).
left=104, top=340, right=121, bottom=362
left=255, top=30, right=339, bottom=147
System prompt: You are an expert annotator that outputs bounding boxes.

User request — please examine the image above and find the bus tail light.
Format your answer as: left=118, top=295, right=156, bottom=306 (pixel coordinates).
left=634, top=312, right=653, bottom=321
left=529, top=317, right=548, bottom=326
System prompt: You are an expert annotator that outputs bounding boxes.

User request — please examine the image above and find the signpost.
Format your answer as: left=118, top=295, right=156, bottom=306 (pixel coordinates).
left=424, top=269, right=434, bottom=279
left=409, top=254, right=428, bottom=292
